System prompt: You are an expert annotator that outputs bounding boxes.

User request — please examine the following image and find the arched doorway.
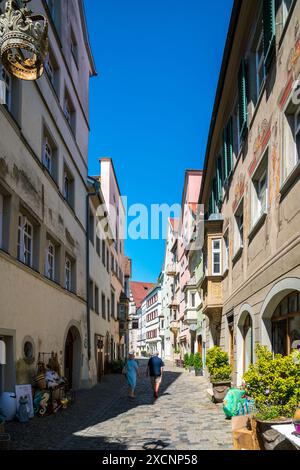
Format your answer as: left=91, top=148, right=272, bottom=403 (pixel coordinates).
left=197, top=335, right=203, bottom=355
left=261, top=278, right=300, bottom=352
left=64, top=326, right=81, bottom=390
left=271, top=292, right=300, bottom=355
left=236, top=306, right=254, bottom=386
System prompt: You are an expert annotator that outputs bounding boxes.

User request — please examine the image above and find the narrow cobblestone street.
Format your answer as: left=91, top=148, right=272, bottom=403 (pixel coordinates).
left=7, top=361, right=232, bottom=451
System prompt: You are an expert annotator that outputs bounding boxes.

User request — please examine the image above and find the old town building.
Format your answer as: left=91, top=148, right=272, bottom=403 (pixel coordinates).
left=160, top=218, right=180, bottom=362
left=129, top=281, right=154, bottom=356
left=90, top=158, right=129, bottom=370
left=177, top=170, right=202, bottom=357
left=144, top=285, right=162, bottom=356
left=200, top=0, right=300, bottom=385
left=0, top=0, right=96, bottom=391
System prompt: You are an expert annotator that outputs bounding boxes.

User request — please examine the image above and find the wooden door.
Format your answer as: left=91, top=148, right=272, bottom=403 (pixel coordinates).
left=197, top=335, right=203, bottom=355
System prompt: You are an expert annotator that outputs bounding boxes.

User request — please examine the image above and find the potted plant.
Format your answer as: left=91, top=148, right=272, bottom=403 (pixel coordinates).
left=193, top=353, right=203, bottom=376
left=183, top=353, right=190, bottom=370
left=243, top=345, right=300, bottom=450
left=206, top=347, right=232, bottom=403
left=188, top=353, right=195, bottom=372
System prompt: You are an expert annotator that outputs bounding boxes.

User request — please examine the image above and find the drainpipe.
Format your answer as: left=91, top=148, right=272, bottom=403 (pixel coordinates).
left=86, top=181, right=100, bottom=361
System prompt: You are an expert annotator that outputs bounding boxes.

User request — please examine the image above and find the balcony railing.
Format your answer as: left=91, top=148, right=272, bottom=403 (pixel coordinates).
left=184, top=308, right=198, bottom=325
left=168, top=295, right=179, bottom=308
left=203, top=277, right=222, bottom=312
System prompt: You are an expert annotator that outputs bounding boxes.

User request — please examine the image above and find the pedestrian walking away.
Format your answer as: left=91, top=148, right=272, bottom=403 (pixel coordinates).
left=147, top=351, right=165, bottom=399
left=125, top=352, right=140, bottom=399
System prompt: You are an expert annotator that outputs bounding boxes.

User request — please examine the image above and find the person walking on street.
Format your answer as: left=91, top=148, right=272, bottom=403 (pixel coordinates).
left=125, top=352, right=140, bottom=399
left=147, top=351, right=164, bottom=399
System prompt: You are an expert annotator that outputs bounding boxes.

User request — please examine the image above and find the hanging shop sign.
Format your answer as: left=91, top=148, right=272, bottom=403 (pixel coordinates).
left=0, top=0, right=48, bottom=81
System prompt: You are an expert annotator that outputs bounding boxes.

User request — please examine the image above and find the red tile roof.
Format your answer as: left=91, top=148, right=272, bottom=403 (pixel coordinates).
left=130, top=281, right=155, bottom=309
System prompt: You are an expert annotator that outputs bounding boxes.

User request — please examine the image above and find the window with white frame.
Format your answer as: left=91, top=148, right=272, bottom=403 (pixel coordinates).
left=43, top=137, right=53, bottom=174
left=64, top=91, right=76, bottom=134
left=283, top=99, right=300, bottom=183
left=234, top=201, right=244, bottom=255
left=45, top=49, right=59, bottom=95
left=64, top=172, right=70, bottom=200
left=191, top=293, right=196, bottom=308
left=63, top=166, right=74, bottom=208
left=45, top=240, right=55, bottom=281
left=212, top=239, right=222, bottom=275
left=0, top=65, right=12, bottom=110
left=65, top=256, right=72, bottom=291
left=251, top=151, right=268, bottom=228
left=223, top=231, right=229, bottom=272
left=18, top=215, right=33, bottom=267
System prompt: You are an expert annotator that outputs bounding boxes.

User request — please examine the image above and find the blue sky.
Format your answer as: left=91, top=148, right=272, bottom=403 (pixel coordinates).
left=85, top=0, right=233, bottom=283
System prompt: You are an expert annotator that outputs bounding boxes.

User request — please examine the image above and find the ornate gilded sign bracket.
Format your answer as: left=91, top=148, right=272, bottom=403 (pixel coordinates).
left=0, top=0, right=48, bottom=81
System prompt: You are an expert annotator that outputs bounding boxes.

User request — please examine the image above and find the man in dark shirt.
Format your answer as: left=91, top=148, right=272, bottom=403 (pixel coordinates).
left=147, top=351, right=165, bottom=399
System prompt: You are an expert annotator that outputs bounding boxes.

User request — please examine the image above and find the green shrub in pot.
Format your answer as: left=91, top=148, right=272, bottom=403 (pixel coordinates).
left=206, top=346, right=231, bottom=381
left=193, top=353, right=203, bottom=376
left=188, top=353, right=195, bottom=369
left=184, top=353, right=190, bottom=370
left=243, top=345, right=300, bottom=420
left=210, top=364, right=232, bottom=383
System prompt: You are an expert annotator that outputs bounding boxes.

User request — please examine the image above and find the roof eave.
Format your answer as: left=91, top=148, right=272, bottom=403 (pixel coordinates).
left=199, top=0, right=243, bottom=204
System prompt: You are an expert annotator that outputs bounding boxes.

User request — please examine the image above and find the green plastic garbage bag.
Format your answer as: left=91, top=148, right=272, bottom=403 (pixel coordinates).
left=223, top=388, right=246, bottom=418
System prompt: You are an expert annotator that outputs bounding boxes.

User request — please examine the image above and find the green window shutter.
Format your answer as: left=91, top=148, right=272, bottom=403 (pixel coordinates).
left=223, top=128, right=228, bottom=181
left=263, top=0, right=275, bottom=71
left=209, top=185, right=214, bottom=215
left=212, top=178, right=218, bottom=213
left=227, top=117, right=234, bottom=175
left=217, top=157, right=223, bottom=203
left=238, top=58, right=248, bottom=138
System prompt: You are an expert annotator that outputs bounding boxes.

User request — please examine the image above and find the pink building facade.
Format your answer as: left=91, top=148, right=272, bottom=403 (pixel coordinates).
left=178, top=171, right=202, bottom=356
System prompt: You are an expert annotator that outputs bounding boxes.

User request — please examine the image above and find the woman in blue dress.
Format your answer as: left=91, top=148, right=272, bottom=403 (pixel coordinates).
left=126, top=352, right=140, bottom=399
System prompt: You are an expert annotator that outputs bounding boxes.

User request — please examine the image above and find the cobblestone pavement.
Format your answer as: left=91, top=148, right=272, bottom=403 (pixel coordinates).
left=6, top=361, right=232, bottom=450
